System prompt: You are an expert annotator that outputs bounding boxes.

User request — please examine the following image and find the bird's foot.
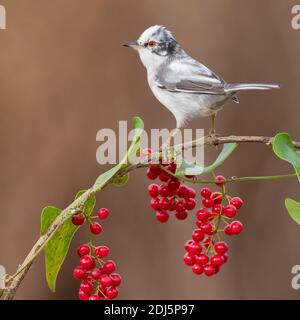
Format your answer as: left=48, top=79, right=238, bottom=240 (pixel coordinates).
left=207, top=130, right=219, bottom=139
left=207, top=130, right=220, bottom=147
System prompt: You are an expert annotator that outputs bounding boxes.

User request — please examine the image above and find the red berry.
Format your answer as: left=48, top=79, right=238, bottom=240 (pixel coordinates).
left=192, top=229, right=204, bottom=242
left=98, top=283, right=107, bottom=294
left=90, top=222, right=103, bottom=235
left=158, top=171, right=170, bottom=182
left=184, top=240, right=194, bottom=252
left=80, top=280, right=94, bottom=294
left=168, top=198, right=176, bottom=211
left=159, top=197, right=170, bottom=210
left=185, top=175, right=195, bottom=179
left=156, top=210, right=169, bottom=223
left=100, top=274, right=113, bottom=287
left=78, top=289, right=90, bottom=300
left=110, top=273, right=122, bottom=287
left=214, top=266, right=220, bottom=275
left=146, top=168, right=157, bottom=180
left=159, top=184, right=171, bottom=197
left=200, top=188, right=212, bottom=199
left=175, top=210, right=188, bottom=220
left=95, top=245, right=110, bottom=258
left=201, top=223, right=213, bottom=235
left=196, top=253, right=209, bottom=265
left=230, top=197, right=243, bottom=209
left=175, top=199, right=186, bottom=211
left=106, top=287, right=119, bottom=300
left=150, top=198, right=160, bottom=211
left=215, top=241, right=228, bottom=254
left=184, top=253, right=196, bottom=266
left=187, top=188, right=196, bottom=199
left=177, top=185, right=189, bottom=198
left=223, top=205, right=237, bottom=218
left=149, top=165, right=162, bottom=175
left=72, top=213, right=85, bottom=226
left=97, top=208, right=109, bottom=220
left=103, top=260, right=116, bottom=274
left=215, top=175, right=225, bottom=187
left=89, top=294, right=101, bottom=300
left=211, top=254, right=225, bottom=267
left=211, top=192, right=222, bottom=204
left=77, top=244, right=90, bottom=256
left=196, top=208, right=209, bottom=222
left=202, top=198, right=214, bottom=208
left=147, top=184, right=160, bottom=197
left=80, top=255, right=95, bottom=270
left=224, top=225, right=233, bottom=235
left=203, top=264, right=217, bottom=276
left=73, top=266, right=86, bottom=280
left=167, top=178, right=180, bottom=190
left=230, top=221, right=243, bottom=235
left=222, top=253, right=229, bottom=263
left=195, top=220, right=203, bottom=229
left=170, top=162, right=178, bottom=172
left=212, top=204, right=222, bottom=214
left=91, top=268, right=102, bottom=280
left=185, top=198, right=196, bottom=210
left=187, top=241, right=202, bottom=255
left=192, top=264, right=204, bottom=275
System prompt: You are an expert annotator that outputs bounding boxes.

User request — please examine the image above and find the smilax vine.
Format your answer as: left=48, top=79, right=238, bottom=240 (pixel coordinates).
left=1, top=116, right=300, bottom=300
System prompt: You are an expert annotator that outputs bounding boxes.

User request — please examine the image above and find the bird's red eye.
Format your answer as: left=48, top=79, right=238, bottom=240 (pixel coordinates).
left=148, top=40, right=156, bottom=48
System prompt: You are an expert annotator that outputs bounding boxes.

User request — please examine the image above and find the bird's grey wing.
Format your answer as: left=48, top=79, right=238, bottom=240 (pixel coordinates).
left=155, top=58, right=226, bottom=95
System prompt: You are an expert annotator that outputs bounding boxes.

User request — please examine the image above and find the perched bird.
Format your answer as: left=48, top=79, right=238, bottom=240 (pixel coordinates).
left=123, top=25, right=279, bottom=136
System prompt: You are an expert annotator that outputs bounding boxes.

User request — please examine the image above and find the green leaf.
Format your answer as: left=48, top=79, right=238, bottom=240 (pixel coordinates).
left=272, top=133, right=300, bottom=182
left=285, top=198, right=300, bottom=225
left=123, top=116, right=144, bottom=166
left=94, top=116, right=144, bottom=188
left=75, top=190, right=96, bottom=215
left=176, top=143, right=237, bottom=176
left=41, top=191, right=96, bottom=292
left=94, top=163, right=124, bottom=188
left=202, top=143, right=237, bottom=174
left=113, top=173, right=129, bottom=186
left=41, top=206, right=78, bottom=292
left=176, top=159, right=205, bottom=176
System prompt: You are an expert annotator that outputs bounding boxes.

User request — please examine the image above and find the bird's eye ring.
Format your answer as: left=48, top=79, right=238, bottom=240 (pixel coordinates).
left=147, top=40, right=157, bottom=48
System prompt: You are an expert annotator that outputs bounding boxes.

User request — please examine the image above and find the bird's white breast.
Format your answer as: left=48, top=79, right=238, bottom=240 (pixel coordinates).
left=147, top=74, right=226, bottom=128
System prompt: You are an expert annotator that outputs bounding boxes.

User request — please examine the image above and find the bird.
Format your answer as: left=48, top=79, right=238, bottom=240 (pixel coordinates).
left=123, top=25, right=279, bottom=138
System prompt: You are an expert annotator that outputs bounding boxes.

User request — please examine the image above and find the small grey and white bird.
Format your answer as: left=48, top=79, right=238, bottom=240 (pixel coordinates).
left=123, top=25, right=279, bottom=134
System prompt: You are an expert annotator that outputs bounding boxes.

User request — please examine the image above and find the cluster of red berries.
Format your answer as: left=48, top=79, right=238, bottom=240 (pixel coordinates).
left=184, top=175, right=244, bottom=276
left=72, top=207, right=109, bottom=234
left=72, top=208, right=122, bottom=300
left=147, top=162, right=197, bottom=222
left=146, top=163, right=245, bottom=277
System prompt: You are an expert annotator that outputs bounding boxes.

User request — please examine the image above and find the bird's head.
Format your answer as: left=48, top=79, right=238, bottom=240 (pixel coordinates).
left=123, top=25, right=180, bottom=70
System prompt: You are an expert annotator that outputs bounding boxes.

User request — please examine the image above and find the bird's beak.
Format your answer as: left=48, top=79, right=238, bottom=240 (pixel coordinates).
left=122, top=41, right=140, bottom=50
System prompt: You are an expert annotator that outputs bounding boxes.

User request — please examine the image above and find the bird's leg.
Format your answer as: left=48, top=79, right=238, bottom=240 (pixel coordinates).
left=210, top=114, right=216, bottom=136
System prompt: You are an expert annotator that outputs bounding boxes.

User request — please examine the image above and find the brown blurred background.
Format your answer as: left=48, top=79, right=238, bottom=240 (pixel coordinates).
left=0, top=0, right=300, bottom=300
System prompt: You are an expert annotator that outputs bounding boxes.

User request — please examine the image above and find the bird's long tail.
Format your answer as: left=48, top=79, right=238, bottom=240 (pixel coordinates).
left=225, top=83, right=280, bottom=93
